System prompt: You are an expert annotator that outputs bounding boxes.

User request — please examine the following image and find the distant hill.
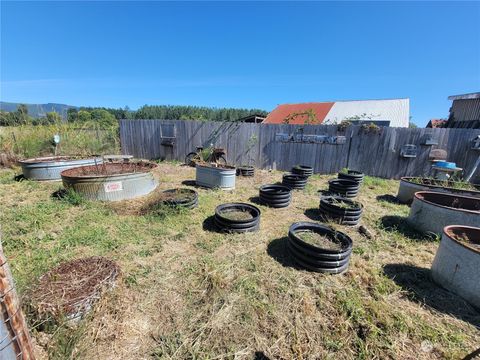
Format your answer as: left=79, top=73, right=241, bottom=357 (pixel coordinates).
left=0, top=101, right=77, bottom=118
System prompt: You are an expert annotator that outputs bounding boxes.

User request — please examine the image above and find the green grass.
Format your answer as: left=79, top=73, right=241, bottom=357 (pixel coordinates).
left=0, top=122, right=119, bottom=160
left=0, top=164, right=478, bottom=359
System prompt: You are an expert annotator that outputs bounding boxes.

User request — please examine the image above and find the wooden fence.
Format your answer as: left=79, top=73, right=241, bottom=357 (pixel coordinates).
left=119, top=119, right=480, bottom=180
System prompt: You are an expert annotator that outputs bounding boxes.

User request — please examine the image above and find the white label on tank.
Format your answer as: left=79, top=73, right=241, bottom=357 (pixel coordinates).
left=104, top=181, right=123, bottom=192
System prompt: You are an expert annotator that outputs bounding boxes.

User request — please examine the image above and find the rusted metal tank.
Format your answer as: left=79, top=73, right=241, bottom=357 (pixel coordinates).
left=19, top=156, right=103, bottom=181
left=407, top=191, right=480, bottom=235
left=61, top=162, right=158, bottom=201
left=431, top=225, right=480, bottom=308
left=397, top=177, right=480, bottom=204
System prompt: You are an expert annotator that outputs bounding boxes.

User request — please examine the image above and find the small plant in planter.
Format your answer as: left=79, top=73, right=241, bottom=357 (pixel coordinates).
left=337, top=120, right=352, bottom=132
left=361, top=122, right=382, bottom=134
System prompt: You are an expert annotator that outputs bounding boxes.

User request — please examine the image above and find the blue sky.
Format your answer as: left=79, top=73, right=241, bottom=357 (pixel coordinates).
left=1, top=1, right=479, bottom=126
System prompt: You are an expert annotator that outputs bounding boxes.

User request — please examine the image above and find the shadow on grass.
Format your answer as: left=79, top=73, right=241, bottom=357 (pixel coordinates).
left=266, top=237, right=301, bottom=270
left=383, top=263, right=480, bottom=328
left=249, top=196, right=262, bottom=206
left=376, top=194, right=402, bottom=204
left=254, top=351, right=271, bottom=360
left=463, top=348, right=480, bottom=360
left=202, top=215, right=219, bottom=233
left=318, top=189, right=334, bottom=197
left=379, top=215, right=435, bottom=241
left=181, top=180, right=198, bottom=187
left=51, top=188, right=67, bottom=199
left=304, top=208, right=323, bottom=221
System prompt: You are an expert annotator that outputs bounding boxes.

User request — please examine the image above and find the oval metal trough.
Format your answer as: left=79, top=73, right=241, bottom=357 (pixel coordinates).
left=407, top=191, right=480, bottom=235
left=19, top=156, right=103, bottom=181
left=61, top=162, right=158, bottom=201
left=397, top=177, right=480, bottom=204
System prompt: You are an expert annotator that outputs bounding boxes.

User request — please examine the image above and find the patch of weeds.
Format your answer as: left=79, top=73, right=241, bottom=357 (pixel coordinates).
left=47, top=321, right=87, bottom=360
left=124, top=265, right=152, bottom=287
left=0, top=169, right=17, bottom=184
left=363, top=176, right=389, bottom=190
left=195, top=235, right=224, bottom=253
left=136, top=248, right=153, bottom=257
left=60, top=225, right=111, bottom=249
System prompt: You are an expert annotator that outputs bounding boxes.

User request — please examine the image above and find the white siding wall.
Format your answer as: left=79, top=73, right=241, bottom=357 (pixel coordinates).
left=323, top=99, right=410, bottom=127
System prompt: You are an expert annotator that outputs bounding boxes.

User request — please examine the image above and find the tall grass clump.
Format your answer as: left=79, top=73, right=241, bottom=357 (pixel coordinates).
left=0, top=121, right=120, bottom=159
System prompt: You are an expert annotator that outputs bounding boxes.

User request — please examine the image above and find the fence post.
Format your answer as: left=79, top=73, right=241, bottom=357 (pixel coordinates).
left=0, top=229, right=36, bottom=360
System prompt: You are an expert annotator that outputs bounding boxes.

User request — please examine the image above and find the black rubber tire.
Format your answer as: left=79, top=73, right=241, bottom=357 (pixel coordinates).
left=338, top=170, right=364, bottom=184
left=185, top=152, right=198, bottom=167
left=215, top=222, right=260, bottom=234
left=287, top=222, right=352, bottom=273
left=291, top=255, right=350, bottom=274
left=260, top=194, right=292, bottom=202
left=214, top=203, right=261, bottom=233
left=282, top=174, right=308, bottom=190
left=287, top=240, right=351, bottom=268
left=319, top=196, right=363, bottom=225
left=266, top=201, right=292, bottom=208
left=288, top=222, right=353, bottom=260
left=161, top=189, right=199, bottom=209
left=259, top=184, right=292, bottom=208
left=214, top=216, right=259, bottom=229
left=292, top=165, right=314, bottom=177
left=237, top=166, right=255, bottom=177
left=328, top=179, right=360, bottom=198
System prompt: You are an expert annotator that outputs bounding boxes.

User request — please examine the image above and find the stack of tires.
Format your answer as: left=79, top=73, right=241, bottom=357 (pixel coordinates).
left=287, top=222, right=352, bottom=274
left=319, top=196, right=363, bottom=225
left=237, top=166, right=255, bottom=177
left=328, top=179, right=360, bottom=198
left=282, top=173, right=308, bottom=190
left=292, top=165, right=314, bottom=178
left=259, top=184, right=292, bottom=208
left=338, top=170, right=364, bottom=185
left=162, top=189, right=198, bottom=209
left=214, top=203, right=260, bottom=233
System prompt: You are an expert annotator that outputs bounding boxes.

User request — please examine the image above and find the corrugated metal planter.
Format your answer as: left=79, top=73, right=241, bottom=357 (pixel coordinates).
left=397, top=177, right=480, bottom=204
left=431, top=225, right=480, bottom=309
left=61, top=162, right=158, bottom=201
left=196, top=163, right=236, bottom=190
left=407, top=191, right=480, bottom=235
left=19, top=156, right=103, bottom=181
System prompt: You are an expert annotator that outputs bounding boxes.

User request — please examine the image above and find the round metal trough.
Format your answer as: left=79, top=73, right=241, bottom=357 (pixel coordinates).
left=397, top=177, right=480, bottom=204
left=407, top=191, right=480, bottom=235
left=19, top=156, right=103, bottom=181
left=431, top=225, right=480, bottom=309
left=61, top=162, right=158, bottom=201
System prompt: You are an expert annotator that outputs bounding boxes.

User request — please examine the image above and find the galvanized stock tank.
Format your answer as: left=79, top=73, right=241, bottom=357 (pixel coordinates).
left=19, top=156, right=103, bottom=181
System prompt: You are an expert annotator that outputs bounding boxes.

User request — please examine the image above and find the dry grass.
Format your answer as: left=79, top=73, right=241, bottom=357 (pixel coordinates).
left=0, top=163, right=478, bottom=360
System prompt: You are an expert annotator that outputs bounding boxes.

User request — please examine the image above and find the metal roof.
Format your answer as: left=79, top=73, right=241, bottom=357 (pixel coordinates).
left=263, top=98, right=410, bottom=127
left=448, top=92, right=480, bottom=101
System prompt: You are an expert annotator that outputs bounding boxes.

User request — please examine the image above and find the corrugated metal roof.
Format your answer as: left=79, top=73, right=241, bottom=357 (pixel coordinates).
left=263, top=98, right=410, bottom=127
left=324, top=99, right=409, bottom=127
left=448, top=92, right=480, bottom=101
left=263, top=102, right=334, bottom=124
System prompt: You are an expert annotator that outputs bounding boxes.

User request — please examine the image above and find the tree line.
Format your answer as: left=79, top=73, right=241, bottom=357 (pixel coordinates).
left=1, top=104, right=268, bottom=127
